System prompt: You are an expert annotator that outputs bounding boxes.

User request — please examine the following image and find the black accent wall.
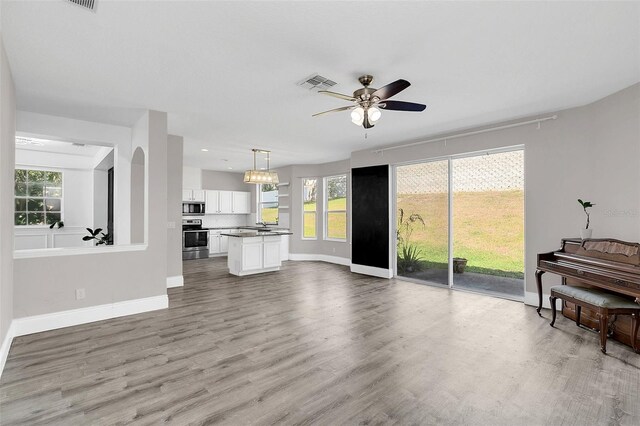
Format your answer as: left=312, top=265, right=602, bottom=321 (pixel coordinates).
left=351, top=165, right=389, bottom=269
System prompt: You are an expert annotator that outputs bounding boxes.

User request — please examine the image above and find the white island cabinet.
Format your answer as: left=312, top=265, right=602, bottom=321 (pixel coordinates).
left=225, top=233, right=288, bottom=276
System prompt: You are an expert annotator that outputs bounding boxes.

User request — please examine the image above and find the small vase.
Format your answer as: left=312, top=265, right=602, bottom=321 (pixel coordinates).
left=580, top=228, right=592, bottom=240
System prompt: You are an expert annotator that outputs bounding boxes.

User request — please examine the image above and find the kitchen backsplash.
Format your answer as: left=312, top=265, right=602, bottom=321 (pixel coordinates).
left=200, top=215, right=249, bottom=228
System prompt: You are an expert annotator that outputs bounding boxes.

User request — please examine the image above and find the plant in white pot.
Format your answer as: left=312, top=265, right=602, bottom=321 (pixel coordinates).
left=578, top=199, right=595, bottom=239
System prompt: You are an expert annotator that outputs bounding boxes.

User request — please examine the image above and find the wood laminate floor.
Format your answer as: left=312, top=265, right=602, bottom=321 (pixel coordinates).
left=1, top=259, right=639, bottom=425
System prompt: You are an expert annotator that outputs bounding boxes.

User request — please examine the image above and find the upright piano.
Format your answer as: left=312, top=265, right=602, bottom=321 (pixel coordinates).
left=536, top=238, right=640, bottom=349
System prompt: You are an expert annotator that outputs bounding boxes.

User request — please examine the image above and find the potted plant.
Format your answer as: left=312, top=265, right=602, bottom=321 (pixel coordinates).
left=82, top=228, right=112, bottom=245
left=397, top=209, right=425, bottom=274
left=453, top=257, right=468, bottom=274
left=578, top=199, right=595, bottom=239
left=49, top=220, right=64, bottom=229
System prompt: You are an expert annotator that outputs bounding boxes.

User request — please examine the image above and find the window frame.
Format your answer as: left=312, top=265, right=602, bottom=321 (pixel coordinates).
left=323, top=174, right=347, bottom=242
left=257, top=183, right=279, bottom=225
left=14, top=167, right=64, bottom=228
left=301, top=177, right=318, bottom=240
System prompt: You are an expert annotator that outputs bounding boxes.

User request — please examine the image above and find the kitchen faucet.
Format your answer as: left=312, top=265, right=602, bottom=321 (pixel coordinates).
left=258, top=221, right=268, bottom=228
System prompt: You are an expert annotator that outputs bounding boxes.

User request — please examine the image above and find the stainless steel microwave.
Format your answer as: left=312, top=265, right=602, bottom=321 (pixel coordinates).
left=182, top=202, right=205, bottom=215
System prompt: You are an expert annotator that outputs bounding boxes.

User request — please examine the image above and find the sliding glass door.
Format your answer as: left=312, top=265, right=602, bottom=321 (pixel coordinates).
left=396, top=160, right=449, bottom=286
left=395, top=148, right=524, bottom=300
left=451, top=150, right=524, bottom=298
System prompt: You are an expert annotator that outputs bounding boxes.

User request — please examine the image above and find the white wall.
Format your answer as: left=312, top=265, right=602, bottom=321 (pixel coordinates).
left=93, top=169, right=108, bottom=231
left=15, top=150, right=94, bottom=228
left=183, top=166, right=202, bottom=189
left=0, top=32, right=16, bottom=371
left=201, top=169, right=247, bottom=191
left=277, top=160, right=351, bottom=260
left=13, top=110, right=169, bottom=318
left=350, top=83, right=640, bottom=304
left=167, top=135, right=183, bottom=281
left=16, top=112, right=133, bottom=245
left=130, top=147, right=145, bottom=244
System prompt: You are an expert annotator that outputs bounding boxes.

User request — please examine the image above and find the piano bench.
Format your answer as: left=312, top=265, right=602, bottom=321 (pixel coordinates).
left=549, top=285, right=640, bottom=354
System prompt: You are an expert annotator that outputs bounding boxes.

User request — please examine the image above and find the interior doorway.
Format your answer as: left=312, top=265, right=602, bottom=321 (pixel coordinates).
left=395, top=147, right=524, bottom=300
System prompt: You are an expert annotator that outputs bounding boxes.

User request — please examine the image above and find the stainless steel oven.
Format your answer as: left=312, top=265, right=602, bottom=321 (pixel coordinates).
left=182, top=218, right=209, bottom=260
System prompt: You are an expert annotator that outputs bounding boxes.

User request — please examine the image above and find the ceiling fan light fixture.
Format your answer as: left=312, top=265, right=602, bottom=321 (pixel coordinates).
left=351, top=107, right=364, bottom=126
left=244, top=149, right=279, bottom=185
left=368, top=107, right=381, bottom=122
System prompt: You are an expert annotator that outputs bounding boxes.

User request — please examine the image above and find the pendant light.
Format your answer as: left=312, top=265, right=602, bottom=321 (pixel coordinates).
left=244, top=149, right=279, bottom=184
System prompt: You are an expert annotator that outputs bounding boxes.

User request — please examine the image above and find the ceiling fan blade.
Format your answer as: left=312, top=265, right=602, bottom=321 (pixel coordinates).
left=318, top=90, right=356, bottom=101
left=371, top=79, right=410, bottom=100
left=312, top=105, right=354, bottom=117
left=378, top=100, right=426, bottom=112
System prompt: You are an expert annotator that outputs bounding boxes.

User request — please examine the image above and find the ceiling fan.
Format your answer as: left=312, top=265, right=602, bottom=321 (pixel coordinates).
left=312, top=75, right=426, bottom=129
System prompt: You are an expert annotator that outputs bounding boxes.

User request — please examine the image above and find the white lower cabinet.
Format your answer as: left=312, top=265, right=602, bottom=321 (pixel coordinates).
left=263, top=237, right=282, bottom=268
left=209, top=230, right=231, bottom=256
left=209, top=234, right=220, bottom=255
left=220, top=235, right=229, bottom=253
left=241, top=239, right=263, bottom=271
left=227, top=235, right=283, bottom=276
left=280, top=235, right=289, bottom=261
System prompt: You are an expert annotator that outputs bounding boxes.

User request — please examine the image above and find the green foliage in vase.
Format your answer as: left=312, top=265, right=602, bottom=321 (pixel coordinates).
left=578, top=199, right=595, bottom=229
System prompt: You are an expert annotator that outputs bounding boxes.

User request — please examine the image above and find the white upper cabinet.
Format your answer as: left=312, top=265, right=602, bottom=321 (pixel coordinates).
left=218, top=191, right=233, bottom=213
left=192, top=190, right=205, bottom=202
left=204, top=190, right=250, bottom=214
left=183, top=189, right=205, bottom=202
left=232, top=191, right=251, bottom=214
left=205, top=190, right=220, bottom=213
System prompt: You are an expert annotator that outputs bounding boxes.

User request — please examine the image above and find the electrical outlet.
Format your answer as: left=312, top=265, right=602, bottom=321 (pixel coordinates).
left=332, top=247, right=336, bottom=253
left=167, top=221, right=176, bottom=229
left=76, top=288, right=86, bottom=300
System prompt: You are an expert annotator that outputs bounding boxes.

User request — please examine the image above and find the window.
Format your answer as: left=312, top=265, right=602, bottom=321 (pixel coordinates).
left=258, top=183, right=278, bottom=224
left=302, top=178, right=317, bottom=239
left=15, top=169, right=63, bottom=226
left=325, top=174, right=347, bottom=240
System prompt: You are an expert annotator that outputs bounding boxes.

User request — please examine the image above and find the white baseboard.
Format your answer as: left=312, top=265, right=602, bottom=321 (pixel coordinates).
left=289, top=253, right=351, bottom=266
left=12, top=295, right=168, bottom=337
left=350, top=264, right=393, bottom=279
left=166, top=275, right=184, bottom=288
left=0, top=321, right=16, bottom=379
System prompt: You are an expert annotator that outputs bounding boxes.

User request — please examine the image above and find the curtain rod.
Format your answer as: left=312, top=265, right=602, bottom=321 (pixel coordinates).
left=373, top=114, right=558, bottom=154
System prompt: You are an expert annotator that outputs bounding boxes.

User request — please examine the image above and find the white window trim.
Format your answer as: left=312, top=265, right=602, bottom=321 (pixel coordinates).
left=301, top=177, right=318, bottom=240
left=14, top=166, right=65, bottom=228
left=323, top=174, right=347, bottom=242
left=257, top=183, right=279, bottom=225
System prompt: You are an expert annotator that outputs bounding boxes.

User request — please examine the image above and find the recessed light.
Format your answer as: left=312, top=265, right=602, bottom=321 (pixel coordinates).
left=227, top=167, right=233, bottom=170
left=201, top=148, right=209, bottom=152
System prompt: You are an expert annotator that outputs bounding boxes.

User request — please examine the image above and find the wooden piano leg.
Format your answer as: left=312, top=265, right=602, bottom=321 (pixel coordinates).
left=575, top=305, right=581, bottom=327
left=631, top=313, right=640, bottom=353
left=549, top=296, right=557, bottom=327
left=536, top=270, right=545, bottom=316
left=598, top=311, right=608, bottom=354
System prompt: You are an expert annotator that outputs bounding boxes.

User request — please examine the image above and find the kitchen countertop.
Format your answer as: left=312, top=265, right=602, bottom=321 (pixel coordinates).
left=221, top=230, right=293, bottom=238
left=204, top=226, right=290, bottom=231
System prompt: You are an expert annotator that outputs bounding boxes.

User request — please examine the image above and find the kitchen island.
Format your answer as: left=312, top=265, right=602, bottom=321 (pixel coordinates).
left=222, top=230, right=293, bottom=276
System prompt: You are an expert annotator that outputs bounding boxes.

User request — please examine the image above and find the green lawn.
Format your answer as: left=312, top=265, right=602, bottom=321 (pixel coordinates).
left=398, top=190, right=524, bottom=277
left=303, top=198, right=346, bottom=239
left=261, top=207, right=279, bottom=224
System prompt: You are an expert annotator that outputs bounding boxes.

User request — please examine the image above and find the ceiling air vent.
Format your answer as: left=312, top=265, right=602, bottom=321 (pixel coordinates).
left=297, top=74, right=337, bottom=91
left=66, top=0, right=98, bottom=12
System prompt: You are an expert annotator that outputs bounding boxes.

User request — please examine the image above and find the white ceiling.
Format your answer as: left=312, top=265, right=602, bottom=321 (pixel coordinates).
left=2, top=1, right=639, bottom=172
left=16, top=137, right=104, bottom=157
